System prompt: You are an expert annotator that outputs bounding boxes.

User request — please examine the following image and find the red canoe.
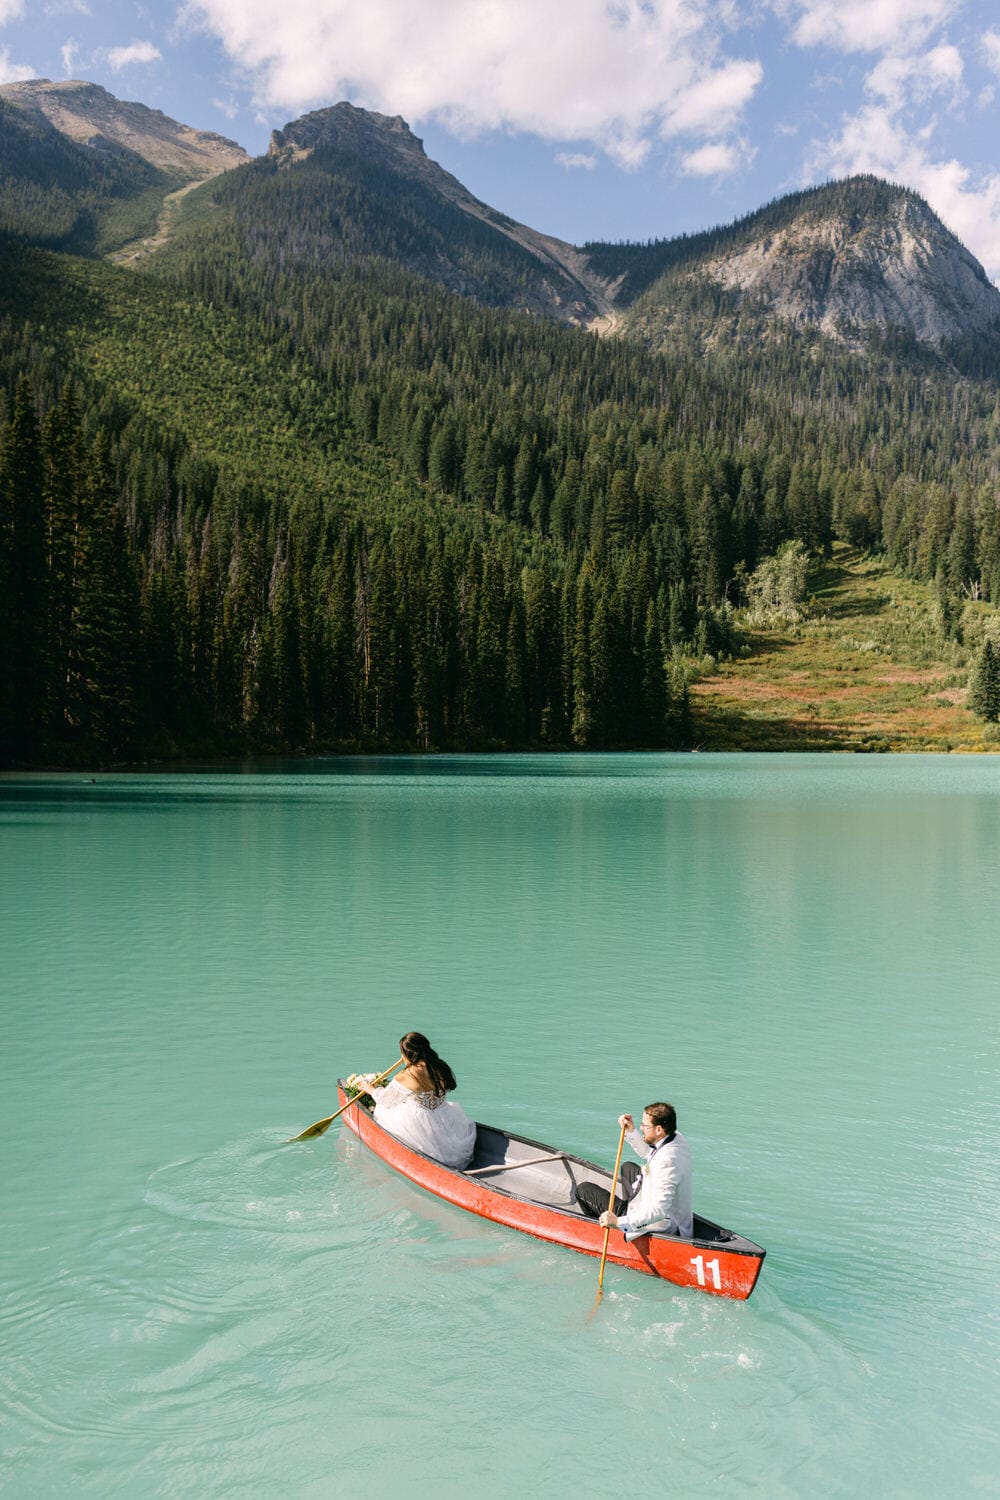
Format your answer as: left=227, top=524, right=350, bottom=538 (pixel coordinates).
left=337, top=1083, right=765, bottom=1299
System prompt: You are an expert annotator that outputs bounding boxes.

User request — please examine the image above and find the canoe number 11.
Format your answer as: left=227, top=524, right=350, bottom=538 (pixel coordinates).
left=690, top=1255, right=721, bottom=1289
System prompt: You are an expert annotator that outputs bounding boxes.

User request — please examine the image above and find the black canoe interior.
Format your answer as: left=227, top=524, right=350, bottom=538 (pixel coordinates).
left=350, top=1095, right=761, bottom=1255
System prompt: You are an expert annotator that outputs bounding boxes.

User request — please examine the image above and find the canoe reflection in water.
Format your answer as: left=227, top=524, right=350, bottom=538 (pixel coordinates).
left=337, top=1082, right=765, bottom=1299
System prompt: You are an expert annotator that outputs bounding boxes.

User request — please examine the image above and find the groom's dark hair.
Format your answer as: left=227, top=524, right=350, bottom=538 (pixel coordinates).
left=644, top=1102, right=676, bottom=1135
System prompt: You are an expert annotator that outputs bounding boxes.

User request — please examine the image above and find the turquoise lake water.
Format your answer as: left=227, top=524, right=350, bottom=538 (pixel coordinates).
left=2, top=754, right=998, bottom=1498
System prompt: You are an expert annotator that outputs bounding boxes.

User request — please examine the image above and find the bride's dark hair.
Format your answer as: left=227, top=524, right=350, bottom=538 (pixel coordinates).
left=400, top=1032, right=457, bottom=1096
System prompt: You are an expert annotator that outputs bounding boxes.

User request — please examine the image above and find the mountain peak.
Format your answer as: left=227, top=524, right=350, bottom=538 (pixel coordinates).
left=698, top=174, right=1000, bottom=344
left=0, top=77, right=248, bottom=180
left=591, top=173, right=1000, bottom=350
left=268, top=101, right=427, bottom=168
left=262, top=100, right=614, bottom=325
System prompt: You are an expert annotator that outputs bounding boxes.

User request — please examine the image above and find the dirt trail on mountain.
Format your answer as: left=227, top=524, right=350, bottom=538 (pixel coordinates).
left=107, top=175, right=217, bottom=265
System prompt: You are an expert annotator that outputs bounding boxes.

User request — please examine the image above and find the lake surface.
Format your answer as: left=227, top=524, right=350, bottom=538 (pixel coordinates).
left=2, top=754, right=998, bottom=1498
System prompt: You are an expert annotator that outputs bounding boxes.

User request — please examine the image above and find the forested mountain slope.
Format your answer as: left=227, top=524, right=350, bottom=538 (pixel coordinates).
left=2, top=86, right=1000, bottom=767
left=161, top=101, right=611, bottom=324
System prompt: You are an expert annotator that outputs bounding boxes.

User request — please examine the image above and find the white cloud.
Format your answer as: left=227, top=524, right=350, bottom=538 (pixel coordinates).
left=806, top=100, right=1000, bottom=279
left=0, top=1, right=24, bottom=23
left=106, top=40, right=161, bottom=71
left=983, top=29, right=1000, bottom=76
left=0, top=44, right=32, bottom=81
left=61, top=40, right=78, bottom=75
left=865, top=43, right=962, bottom=109
left=180, top=0, right=762, bottom=168
left=783, top=0, right=956, bottom=55
left=681, top=140, right=742, bottom=175
left=661, top=57, right=763, bottom=135
left=213, top=95, right=239, bottom=121
left=556, top=152, right=597, bottom=170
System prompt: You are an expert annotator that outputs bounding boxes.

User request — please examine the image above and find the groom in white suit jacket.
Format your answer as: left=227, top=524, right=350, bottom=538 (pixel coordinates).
left=576, top=1102, right=693, bottom=1240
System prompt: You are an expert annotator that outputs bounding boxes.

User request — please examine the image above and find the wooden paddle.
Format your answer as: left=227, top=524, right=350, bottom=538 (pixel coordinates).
left=592, top=1119, right=628, bottom=1310
left=287, top=1058, right=405, bottom=1142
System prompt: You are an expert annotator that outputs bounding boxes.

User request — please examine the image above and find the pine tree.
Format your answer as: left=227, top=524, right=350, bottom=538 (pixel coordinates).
left=589, top=585, right=613, bottom=747
left=974, top=495, right=1000, bottom=604
left=504, top=598, right=526, bottom=744
left=469, top=547, right=506, bottom=742
left=0, top=377, right=47, bottom=763
left=607, top=469, right=636, bottom=543
left=571, top=572, right=593, bottom=747
left=968, top=638, right=1000, bottom=722
left=42, top=382, right=85, bottom=743
left=512, top=435, right=537, bottom=526
left=271, top=563, right=307, bottom=745
left=428, top=417, right=459, bottom=494
left=71, top=431, right=142, bottom=756
left=640, top=600, right=669, bottom=746
left=946, top=497, right=976, bottom=596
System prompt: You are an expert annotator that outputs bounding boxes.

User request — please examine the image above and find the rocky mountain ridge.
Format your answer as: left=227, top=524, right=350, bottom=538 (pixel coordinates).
left=2, top=82, right=997, bottom=353
left=0, top=78, right=248, bottom=181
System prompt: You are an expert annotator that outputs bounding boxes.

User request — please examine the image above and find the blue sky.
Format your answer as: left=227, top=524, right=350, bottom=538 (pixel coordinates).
left=3, top=1, right=1000, bottom=277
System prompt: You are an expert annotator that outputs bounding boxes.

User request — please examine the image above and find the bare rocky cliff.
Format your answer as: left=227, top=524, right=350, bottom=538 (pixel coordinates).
left=0, top=78, right=248, bottom=181
left=693, top=190, right=1000, bottom=345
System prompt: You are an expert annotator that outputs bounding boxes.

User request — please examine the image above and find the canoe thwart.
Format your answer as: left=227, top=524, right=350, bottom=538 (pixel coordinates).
left=465, top=1152, right=568, bottom=1177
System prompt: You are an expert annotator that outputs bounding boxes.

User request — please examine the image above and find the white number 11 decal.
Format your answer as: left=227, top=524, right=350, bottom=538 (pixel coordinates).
left=690, top=1255, right=721, bottom=1289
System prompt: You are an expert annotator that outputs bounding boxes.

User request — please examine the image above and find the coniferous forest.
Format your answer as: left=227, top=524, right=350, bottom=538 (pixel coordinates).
left=3, top=99, right=1000, bottom=767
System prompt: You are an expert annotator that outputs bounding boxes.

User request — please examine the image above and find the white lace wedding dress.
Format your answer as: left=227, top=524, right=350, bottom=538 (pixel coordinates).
left=368, top=1077, right=477, bottom=1169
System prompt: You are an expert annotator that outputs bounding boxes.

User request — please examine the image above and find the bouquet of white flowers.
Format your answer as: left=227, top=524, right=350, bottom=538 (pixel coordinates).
left=343, top=1072, right=379, bottom=1109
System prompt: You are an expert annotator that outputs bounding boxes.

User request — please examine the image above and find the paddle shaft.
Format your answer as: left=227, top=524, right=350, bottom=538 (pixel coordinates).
left=288, top=1058, right=404, bottom=1142
left=596, top=1121, right=629, bottom=1298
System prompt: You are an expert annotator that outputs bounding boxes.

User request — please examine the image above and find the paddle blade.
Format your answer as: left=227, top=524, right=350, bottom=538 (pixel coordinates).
left=287, top=1114, right=335, bottom=1142
left=286, top=1060, right=402, bottom=1144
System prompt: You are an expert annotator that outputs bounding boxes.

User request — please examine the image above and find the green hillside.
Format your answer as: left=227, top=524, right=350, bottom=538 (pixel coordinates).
left=693, top=545, right=998, bottom=751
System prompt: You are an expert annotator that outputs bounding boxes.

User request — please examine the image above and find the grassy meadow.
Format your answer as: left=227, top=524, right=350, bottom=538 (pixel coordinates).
left=691, top=545, right=1000, bottom=752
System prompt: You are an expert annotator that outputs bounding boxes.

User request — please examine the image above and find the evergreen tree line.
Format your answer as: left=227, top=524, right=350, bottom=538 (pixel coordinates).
left=0, top=377, right=140, bottom=763
left=165, top=239, right=1000, bottom=498
left=1, top=370, right=706, bottom=765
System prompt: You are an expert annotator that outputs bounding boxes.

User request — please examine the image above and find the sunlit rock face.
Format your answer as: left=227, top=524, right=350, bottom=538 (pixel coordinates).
left=0, top=78, right=248, bottom=180
left=698, top=191, right=1000, bottom=345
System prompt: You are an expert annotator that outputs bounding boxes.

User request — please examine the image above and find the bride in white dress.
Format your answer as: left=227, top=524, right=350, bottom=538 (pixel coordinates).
left=365, top=1032, right=477, bottom=1170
